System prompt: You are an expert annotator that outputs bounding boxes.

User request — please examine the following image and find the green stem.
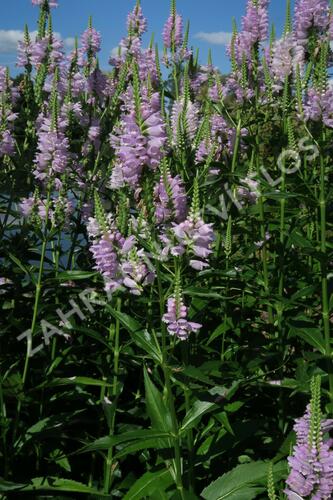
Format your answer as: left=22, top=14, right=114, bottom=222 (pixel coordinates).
left=221, top=257, right=229, bottom=361
left=231, top=115, right=241, bottom=174
left=157, top=265, right=185, bottom=499
left=319, top=138, right=333, bottom=401
left=277, top=167, right=286, bottom=329
left=0, top=376, right=8, bottom=479
left=51, top=232, right=61, bottom=361
left=103, top=296, right=121, bottom=495
left=257, top=179, right=273, bottom=324
left=181, top=343, right=195, bottom=493
left=13, top=190, right=51, bottom=443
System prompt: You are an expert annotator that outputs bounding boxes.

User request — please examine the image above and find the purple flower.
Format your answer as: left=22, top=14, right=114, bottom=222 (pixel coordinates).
left=230, top=0, right=269, bottom=66
left=20, top=197, right=36, bottom=217
left=138, top=48, right=159, bottom=85
left=254, top=232, right=271, bottom=249
left=286, top=403, right=333, bottom=499
left=154, top=172, right=187, bottom=224
left=19, top=194, right=73, bottom=226
left=80, top=27, right=101, bottom=56
left=110, top=91, right=167, bottom=189
left=270, top=34, right=302, bottom=87
left=87, top=68, right=108, bottom=100
left=162, top=296, right=201, bottom=340
left=171, top=216, right=215, bottom=269
left=32, top=0, right=58, bottom=7
left=110, top=114, right=148, bottom=188
left=30, top=37, right=48, bottom=66
left=17, top=37, right=31, bottom=67
left=34, top=117, right=70, bottom=184
left=0, top=130, right=15, bottom=157
left=223, top=71, right=255, bottom=103
left=190, top=64, right=217, bottom=94
left=127, top=4, right=147, bottom=36
left=171, top=98, right=199, bottom=146
left=294, top=0, right=330, bottom=46
left=303, top=88, right=333, bottom=128
left=237, top=176, right=260, bottom=205
left=90, top=231, right=124, bottom=293
left=163, top=12, right=183, bottom=49
left=122, top=250, right=155, bottom=295
left=88, top=218, right=154, bottom=295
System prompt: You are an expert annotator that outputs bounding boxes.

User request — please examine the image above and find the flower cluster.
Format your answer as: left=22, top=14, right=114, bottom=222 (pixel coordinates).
left=162, top=296, right=202, bottom=340
left=0, top=67, right=17, bottom=158
left=285, top=378, right=333, bottom=499
left=154, top=171, right=187, bottom=224
left=110, top=91, right=167, bottom=189
left=88, top=217, right=154, bottom=295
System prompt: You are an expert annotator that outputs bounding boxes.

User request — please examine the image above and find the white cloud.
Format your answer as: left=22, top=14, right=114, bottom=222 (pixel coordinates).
left=63, top=37, right=75, bottom=49
left=0, top=30, right=27, bottom=54
left=110, top=46, right=126, bottom=59
left=194, top=31, right=232, bottom=45
left=0, top=29, right=74, bottom=54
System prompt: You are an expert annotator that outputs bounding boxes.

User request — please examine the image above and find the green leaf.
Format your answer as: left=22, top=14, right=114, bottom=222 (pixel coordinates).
left=288, top=229, right=314, bottom=250
left=47, top=377, right=112, bottom=387
left=50, top=450, right=71, bottom=472
left=183, top=287, right=224, bottom=300
left=144, top=368, right=173, bottom=434
left=8, top=253, right=36, bottom=284
left=130, top=329, right=162, bottom=363
left=0, top=477, right=106, bottom=495
left=289, top=319, right=326, bottom=354
left=123, top=468, right=174, bottom=500
left=207, top=323, right=230, bottom=345
left=181, top=400, right=217, bottom=434
left=106, top=305, right=141, bottom=333
left=114, top=437, right=168, bottom=459
left=180, top=365, right=215, bottom=385
left=215, top=411, right=234, bottom=435
left=56, top=270, right=98, bottom=281
left=0, top=479, right=25, bottom=492
left=201, top=461, right=287, bottom=500
left=79, top=430, right=172, bottom=453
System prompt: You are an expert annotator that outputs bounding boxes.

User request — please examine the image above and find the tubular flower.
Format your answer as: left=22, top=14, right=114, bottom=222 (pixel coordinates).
left=32, top=0, right=58, bottom=7
left=110, top=91, right=167, bottom=189
left=172, top=216, right=215, bottom=269
left=294, top=0, right=330, bottom=46
left=33, top=116, right=71, bottom=185
left=230, top=0, right=270, bottom=66
left=285, top=403, right=333, bottom=499
left=162, top=296, right=202, bottom=340
left=303, top=88, right=333, bottom=128
left=127, top=4, right=147, bottom=36
left=162, top=12, right=183, bottom=49
left=80, top=26, right=101, bottom=56
left=88, top=218, right=153, bottom=295
left=121, top=249, right=155, bottom=295
left=0, top=130, right=15, bottom=157
left=90, top=231, right=124, bottom=293
left=171, top=98, right=199, bottom=146
left=30, top=37, right=48, bottom=67
left=270, top=34, right=300, bottom=88
left=154, top=172, right=187, bottom=224
left=237, top=176, right=260, bottom=205
left=20, top=194, right=73, bottom=226
left=285, top=377, right=333, bottom=500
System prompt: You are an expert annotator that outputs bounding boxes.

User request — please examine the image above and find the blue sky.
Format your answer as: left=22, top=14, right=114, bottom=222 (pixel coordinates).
left=0, top=0, right=295, bottom=75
